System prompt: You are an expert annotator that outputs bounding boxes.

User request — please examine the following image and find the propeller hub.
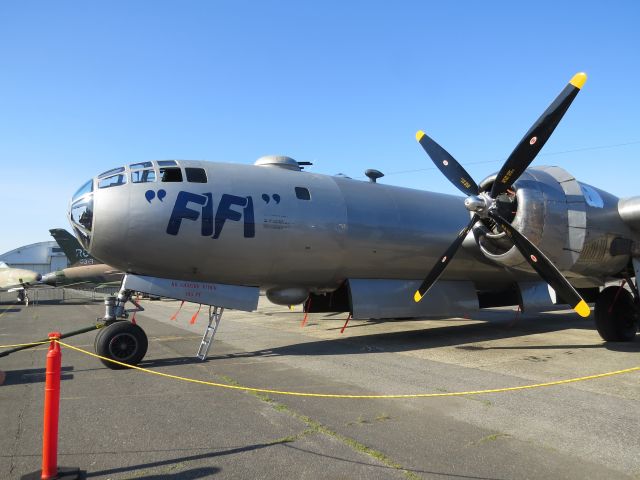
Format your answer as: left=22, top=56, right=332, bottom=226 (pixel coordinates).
left=464, top=192, right=495, bottom=217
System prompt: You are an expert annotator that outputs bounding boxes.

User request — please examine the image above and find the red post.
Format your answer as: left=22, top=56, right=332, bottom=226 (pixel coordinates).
left=340, top=314, right=352, bottom=334
left=41, top=332, right=61, bottom=480
left=190, top=304, right=202, bottom=324
left=301, top=297, right=311, bottom=327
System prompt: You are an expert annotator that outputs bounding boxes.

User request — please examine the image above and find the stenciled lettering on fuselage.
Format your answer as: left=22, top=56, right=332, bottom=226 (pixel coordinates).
left=160, top=190, right=256, bottom=239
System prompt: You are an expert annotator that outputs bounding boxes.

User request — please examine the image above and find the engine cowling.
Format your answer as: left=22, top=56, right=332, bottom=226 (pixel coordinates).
left=473, top=166, right=631, bottom=283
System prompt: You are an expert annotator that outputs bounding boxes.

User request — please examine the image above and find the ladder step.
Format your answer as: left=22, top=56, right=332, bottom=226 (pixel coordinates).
left=196, top=328, right=214, bottom=359
left=195, top=307, right=224, bottom=361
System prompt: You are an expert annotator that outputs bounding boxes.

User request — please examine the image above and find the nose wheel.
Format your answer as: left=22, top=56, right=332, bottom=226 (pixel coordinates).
left=95, top=321, right=148, bottom=369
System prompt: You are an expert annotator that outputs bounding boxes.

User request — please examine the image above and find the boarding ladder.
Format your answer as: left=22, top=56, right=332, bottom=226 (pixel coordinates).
left=196, top=306, right=224, bottom=360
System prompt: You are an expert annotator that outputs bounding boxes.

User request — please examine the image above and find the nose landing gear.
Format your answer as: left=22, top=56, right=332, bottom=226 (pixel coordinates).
left=93, top=284, right=228, bottom=369
left=95, top=289, right=148, bottom=370
left=17, top=289, right=29, bottom=306
left=95, top=321, right=148, bottom=369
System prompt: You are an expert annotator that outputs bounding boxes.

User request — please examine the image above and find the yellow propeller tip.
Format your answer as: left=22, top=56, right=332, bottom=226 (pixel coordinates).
left=574, top=299, right=591, bottom=318
left=413, top=291, right=423, bottom=303
left=415, top=130, right=425, bottom=142
left=569, top=72, right=587, bottom=89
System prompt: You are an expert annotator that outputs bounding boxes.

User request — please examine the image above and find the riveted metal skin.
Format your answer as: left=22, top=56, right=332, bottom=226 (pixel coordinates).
left=618, top=196, right=640, bottom=232
left=70, top=152, right=638, bottom=320
left=70, top=159, right=639, bottom=308
left=76, top=160, right=510, bottom=295
left=475, top=166, right=634, bottom=284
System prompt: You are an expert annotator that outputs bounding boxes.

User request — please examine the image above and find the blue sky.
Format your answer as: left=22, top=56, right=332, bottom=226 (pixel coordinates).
left=1, top=1, right=639, bottom=253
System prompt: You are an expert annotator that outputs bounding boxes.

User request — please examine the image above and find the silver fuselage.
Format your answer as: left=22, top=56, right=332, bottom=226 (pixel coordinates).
left=70, top=161, right=515, bottom=291
left=69, top=160, right=638, bottom=293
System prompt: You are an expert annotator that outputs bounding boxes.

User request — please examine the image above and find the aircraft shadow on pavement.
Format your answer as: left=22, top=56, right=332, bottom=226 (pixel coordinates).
left=209, top=312, right=638, bottom=359
left=84, top=443, right=277, bottom=478
left=3, top=366, right=74, bottom=386
left=139, top=356, right=210, bottom=369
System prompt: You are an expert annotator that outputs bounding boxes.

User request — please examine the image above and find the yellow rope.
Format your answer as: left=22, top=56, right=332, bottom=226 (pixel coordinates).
left=57, top=340, right=640, bottom=399
left=0, top=341, right=49, bottom=349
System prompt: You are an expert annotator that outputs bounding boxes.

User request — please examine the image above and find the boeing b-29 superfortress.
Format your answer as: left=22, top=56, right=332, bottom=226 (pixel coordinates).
left=67, top=72, right=640, bottom=368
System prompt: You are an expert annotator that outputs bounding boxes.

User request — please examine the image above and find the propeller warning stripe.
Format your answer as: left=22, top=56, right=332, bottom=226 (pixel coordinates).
left=575, top=299, right=591, bottom=318
left=569, top=72, right=587, bottom=89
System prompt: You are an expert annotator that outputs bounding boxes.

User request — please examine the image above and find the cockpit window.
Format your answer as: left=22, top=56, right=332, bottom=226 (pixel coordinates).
left=157, top=160, right=178, bottom=167
left=186, top=167, right=207, bottom=183
left=130, top=161, right=153, bottom=170
left=72, top=179, right=93, bottom=201
left=131, top=169, right=156, bottom=183
left=160, top=167, right=183, bottom=182
left=98, top=174, right=127, bottom=189
left=98, top=167, right=125, bottom=179
left=70, top=179, right=95, bottom=248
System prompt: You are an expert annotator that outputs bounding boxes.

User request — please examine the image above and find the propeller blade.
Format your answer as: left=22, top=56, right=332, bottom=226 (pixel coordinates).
left=414, top=214, right=479, bottom=302
left=487, top=210, right=590, bottom=317
left=490, top=72, right=587, bottom=198
left=416, top=131, right=479, bottom=196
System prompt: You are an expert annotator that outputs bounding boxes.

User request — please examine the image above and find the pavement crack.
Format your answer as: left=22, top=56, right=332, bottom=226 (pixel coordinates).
left=219, top=374, right=421, bottom=480
left=9, top=370, right=34, bottom=476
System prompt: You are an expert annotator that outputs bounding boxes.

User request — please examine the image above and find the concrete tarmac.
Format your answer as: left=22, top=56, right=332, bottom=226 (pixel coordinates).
left=1, top=293, right=639, bottom=479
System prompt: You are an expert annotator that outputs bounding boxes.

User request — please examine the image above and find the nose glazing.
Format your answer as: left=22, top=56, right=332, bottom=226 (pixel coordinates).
left=69, top=179, right=95, bottom=249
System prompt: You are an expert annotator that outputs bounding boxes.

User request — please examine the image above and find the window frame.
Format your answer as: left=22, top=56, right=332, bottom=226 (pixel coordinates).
left=295, top=186, right=311, bottom=200
left=98, top=173, right=127, bottom=189
left=159, top=166, right=184, bottom=183
left=185, top=167, right=208, bottom=183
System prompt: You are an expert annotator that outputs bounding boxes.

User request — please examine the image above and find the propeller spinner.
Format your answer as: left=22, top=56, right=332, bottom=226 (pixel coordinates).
left=414, top=72, right=590, bottom=318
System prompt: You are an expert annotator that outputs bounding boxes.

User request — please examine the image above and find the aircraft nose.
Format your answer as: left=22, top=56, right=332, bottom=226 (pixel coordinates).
left=19, top=271, right=41, bottom=285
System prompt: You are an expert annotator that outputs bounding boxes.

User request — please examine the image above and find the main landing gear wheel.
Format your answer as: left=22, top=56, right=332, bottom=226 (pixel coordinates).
left=594, top=286, right=638, bottom=342
left=95, top=321, right=148, bottom=369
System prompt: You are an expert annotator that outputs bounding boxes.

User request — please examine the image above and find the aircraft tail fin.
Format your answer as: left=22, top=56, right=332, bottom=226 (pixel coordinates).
left=49, top=228, right=102, bottom=266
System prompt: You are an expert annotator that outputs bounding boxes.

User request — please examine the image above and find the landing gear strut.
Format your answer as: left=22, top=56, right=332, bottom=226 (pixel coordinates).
left=17, top=289, right=29, bottom=306
left=95, top=288, right=147, bottom=369
left=594, top=284, right=639, bottom=342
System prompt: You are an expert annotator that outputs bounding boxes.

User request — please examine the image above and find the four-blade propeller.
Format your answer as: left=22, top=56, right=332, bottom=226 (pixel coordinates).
left=414, top=72, right=590, bottom=318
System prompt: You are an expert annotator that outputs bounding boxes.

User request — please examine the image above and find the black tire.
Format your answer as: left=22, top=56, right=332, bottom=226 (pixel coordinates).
left=594, top=286, right=638, bottom=342
left=95, top=321, right=148, bottom=369
left=94, top=325, right=106, bottom=352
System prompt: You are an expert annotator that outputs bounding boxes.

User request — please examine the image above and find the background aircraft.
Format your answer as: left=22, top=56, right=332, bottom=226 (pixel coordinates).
left=0, top=262, right=41, bottom=304
left=67, top=73, right=640, bottom=368
left=41, top=228, right=123, bottom=288
left=49, top=228, right=99, bottom=266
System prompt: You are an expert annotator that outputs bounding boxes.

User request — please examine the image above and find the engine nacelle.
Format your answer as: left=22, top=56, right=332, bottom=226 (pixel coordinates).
left=473, top=166, right=632, bottom=283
